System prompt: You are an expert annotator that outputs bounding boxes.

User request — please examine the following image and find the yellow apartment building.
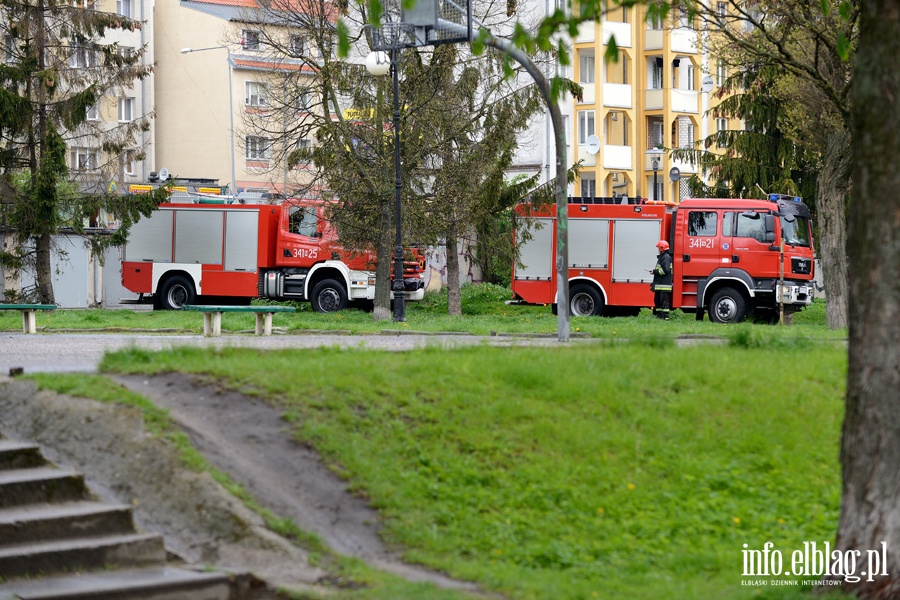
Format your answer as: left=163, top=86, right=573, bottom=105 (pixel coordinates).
left=570, top=2, right=727, bottom=203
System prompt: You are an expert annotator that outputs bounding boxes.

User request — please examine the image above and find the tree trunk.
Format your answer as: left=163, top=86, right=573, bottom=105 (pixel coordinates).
left=834, top=2, right=900, bottom=598
left=446, top=224, right=461, bottom=316
left=35, top=233, right=54, bottom=304
left=816, top=130, right=851, bottom=329
left=372, top=197, right=392, bottom=322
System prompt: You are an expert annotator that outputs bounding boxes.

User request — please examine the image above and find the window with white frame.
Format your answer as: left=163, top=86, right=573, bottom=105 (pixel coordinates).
left=71, top=0, right=93, bottom=7
left=577, top=110, right=595, bottom=142
left=676, top=6, right=691, bottom=28
left=682, top=122, right=694, bottom=148
left=86, top=103, right=99, bottom=121
left=69, top=43, right=97, bottom=68
left=650, top=57, right=663, bottom=89
left=119, top=46, right=133, bottom=61
left=648, top=4, right=663, bottom=29
left=716, top=63, right=727, bottom=86
left=580, top=177, right=596, bottom=198
left=717, top=2, right=727, bottom=26
left=579, top=53, right=595, bottom=84
left=686, top=63, right=695, bottom=90
left=118, top=97, right=134, bottom=122
left=716, top=118, right=728, bottom=147
left=289, top=35, right=306, bottom=57
left=123, top=149, right=137, bottom=176
left=245, top=82, right=269, bottom=107
left=116, top=0, right=131, bottom=17
left=563, top=115, right=570, bottom=146
left=70, top=147, right=97, bottom=171
left=298, top=88, right=312, bottom=110
left=246, top=136, right=270, bottom=160
left=242, top=30, right=260, bottom=51
left=4, top=35, right=15, bottom=64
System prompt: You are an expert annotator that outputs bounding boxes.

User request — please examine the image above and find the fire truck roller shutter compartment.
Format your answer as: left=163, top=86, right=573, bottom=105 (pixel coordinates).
left=515, top=218, right=554, bottom=281
left=569, top=219, right=610, bottom=268
left=175, top=210, right=223, bottom=265
left=124, top=210, right=174, bottom=263
left=224, top=210, right=259, bottom=272
left=612, top=219, right=662, bottom=283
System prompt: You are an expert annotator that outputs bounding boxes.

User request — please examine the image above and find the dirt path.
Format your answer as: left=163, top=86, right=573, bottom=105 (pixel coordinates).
left=111, top=373, right=480, bottom=593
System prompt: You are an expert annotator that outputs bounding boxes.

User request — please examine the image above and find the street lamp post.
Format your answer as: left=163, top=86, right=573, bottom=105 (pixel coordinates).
left=647, top=148, right=665, bottom=202
left=181, top=46, right=237, bottom=195
left=366, top=48, right=406, bottom=322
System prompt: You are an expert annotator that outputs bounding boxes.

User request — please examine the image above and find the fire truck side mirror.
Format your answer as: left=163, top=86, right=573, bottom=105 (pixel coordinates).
left=764, top=214, right=776, bottom=243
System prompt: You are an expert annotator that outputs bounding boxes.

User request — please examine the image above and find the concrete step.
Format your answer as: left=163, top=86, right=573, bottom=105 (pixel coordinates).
left=0, top=501, right=135, bottom=546
left=0, top=566, right=231, bottom=600
left=0, top=440, right=46, bottom=470
left=0, top=533, right=166, bottom=579
left=0, top=468, right=87, bottom=508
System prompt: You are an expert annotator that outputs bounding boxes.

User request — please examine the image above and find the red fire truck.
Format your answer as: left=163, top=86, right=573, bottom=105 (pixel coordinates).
left=120, top=199, right=425, bottom=311
left=511, top=195, right=816, bottom=323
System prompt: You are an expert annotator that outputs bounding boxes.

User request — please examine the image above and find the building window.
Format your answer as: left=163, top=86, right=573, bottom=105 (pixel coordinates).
left=123, top=149, right=137, bottom=176
left=716, top=63, right=727, bottom=86
left=579, top=53, right=595, bottom=84
left=676, top=7, right=691, bottom=28
left=242, top=30, right=261, bottom=51
left=648, top=5, right=663, bottom=29
left=116, top=0, right=131, bottom=17
left=289, top=35, right=306, bottom=57
left=119, top=46, right=134, bottom=61
left=682, top=122, right=694, bottom=148
left=86, top=103, right=99, bottom=121
left=70, top=147, right=97, bottom=171
left=298, top=88, right=312, bottom=110
left=246, top=136, right=270, bottom=160
left=717, top=2, right=727, bottom=26
left=118, top=97, right=134, bottom=122
left=686, top=63, right=695, bottom=90
left=577, top=110, right=595, bottom=142
left=580, top=178, right=596, bottom=198
left=69, top=43, right=97, bottom=68
left=650, top=57, right=663, bottom=89
left=4, top=35, right=15, bottom=63
left=245, top=82, right=269, bottom=107
left=71, top=0, right=94, bottom=7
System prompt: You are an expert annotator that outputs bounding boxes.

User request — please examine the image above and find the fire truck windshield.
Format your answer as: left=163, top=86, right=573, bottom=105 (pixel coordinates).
left=781, top=215, right=811, bottom=247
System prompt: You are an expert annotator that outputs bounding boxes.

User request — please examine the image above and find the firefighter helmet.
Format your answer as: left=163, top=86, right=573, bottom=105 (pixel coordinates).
left=656, top=240, right=670, bottom=251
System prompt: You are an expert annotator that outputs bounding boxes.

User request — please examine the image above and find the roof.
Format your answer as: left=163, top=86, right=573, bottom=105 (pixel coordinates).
left=233, top=57, right=318, bottom=73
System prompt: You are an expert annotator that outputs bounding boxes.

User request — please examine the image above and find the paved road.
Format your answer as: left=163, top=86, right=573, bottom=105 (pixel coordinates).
left=0, top=331, right=567, bottom=375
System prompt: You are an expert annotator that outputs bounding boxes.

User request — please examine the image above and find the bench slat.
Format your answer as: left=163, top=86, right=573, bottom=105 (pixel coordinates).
left=181, top=305, right=295, bottom=314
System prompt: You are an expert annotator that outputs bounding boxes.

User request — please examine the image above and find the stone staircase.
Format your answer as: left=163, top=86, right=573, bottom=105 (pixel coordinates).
left=0, top=437, right=232, bottom=600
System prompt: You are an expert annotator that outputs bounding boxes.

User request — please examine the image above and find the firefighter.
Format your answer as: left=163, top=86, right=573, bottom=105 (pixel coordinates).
left=651, top=239, right=673, bottom=320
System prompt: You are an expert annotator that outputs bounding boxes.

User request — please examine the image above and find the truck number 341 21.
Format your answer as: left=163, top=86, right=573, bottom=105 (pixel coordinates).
left=292, top=248, right=318, bottom=259
left=689, top=237, right=715, bottom=249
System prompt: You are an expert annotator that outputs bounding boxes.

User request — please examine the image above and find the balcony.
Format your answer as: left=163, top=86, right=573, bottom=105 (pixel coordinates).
left=576, top=21, right=594, bottom=43
left=644, top=28, right=663, bottom=50
left=602, top=21, right=632, bottom=48
left=580, top=82, right=596, bottom=104
left=577, top=144, right=597, bottom=166
left=645, top=88, right=664, bottom=110
left=672, top=153, right=698, bottom=174
left=602, top=145, right=633, bottom=170
left=671, top=28, right=699, bottom=54
left=602, top=83, right=632, bottom=108
left=671, top=88, right=699, bottom=113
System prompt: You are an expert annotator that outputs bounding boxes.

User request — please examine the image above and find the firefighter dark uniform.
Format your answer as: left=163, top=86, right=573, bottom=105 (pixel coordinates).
left=651, top=240, right=673, bottom=320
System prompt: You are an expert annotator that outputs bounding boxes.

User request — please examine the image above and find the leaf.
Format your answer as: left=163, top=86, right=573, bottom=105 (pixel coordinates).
left=836, top=32, right=851, bottom=62
left=337, top=21, right=351, bottom=59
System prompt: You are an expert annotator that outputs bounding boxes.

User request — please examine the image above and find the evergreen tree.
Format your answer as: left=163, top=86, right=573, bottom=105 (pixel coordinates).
left=0, top=0, right=156, bottom=303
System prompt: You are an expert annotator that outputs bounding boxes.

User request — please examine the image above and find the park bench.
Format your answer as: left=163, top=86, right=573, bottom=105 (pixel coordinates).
left=0, top=304, right=57, bottom=334
left=181, top=305, right=296, bottom=337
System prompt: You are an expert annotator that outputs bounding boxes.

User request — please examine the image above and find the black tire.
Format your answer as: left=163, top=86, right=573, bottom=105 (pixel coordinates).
left=157, top=275, right=196, bottom=310
left=569, top=284, right=604, bottom=317
left=310, top=279, right=348, bottom=313
left=708, top=287, right=749, bottom=324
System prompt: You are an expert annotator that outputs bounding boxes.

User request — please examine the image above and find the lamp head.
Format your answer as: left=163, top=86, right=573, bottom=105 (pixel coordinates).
left=180, top=48, right=193, bottom=54
left=365, top=51, right=390, bottom=76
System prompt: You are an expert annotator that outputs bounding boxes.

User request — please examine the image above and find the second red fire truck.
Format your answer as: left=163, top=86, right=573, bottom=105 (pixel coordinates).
left=511, top=195, right=816, bottom=323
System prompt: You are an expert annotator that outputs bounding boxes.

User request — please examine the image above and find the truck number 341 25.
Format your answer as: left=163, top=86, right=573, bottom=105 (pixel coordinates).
left=292, top=248, right=318, bottom=259
left=689, top=237, right=715, bottom=249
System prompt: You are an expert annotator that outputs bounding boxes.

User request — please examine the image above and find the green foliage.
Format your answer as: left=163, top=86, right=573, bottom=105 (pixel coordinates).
left=99, top=343, right=847, bottom=599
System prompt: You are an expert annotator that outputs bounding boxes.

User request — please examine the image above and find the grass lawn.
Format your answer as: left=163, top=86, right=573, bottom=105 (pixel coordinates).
left=19, top=285, right=850, bottom=599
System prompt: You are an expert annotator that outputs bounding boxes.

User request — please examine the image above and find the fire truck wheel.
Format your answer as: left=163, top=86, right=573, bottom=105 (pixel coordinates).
left=158, top=275, right=196, bottom=310
left=708, top=287, right=749, bottom=324
left=311, top=279, right=348, bottom=313
left=569, top=284, right=604, bottom=317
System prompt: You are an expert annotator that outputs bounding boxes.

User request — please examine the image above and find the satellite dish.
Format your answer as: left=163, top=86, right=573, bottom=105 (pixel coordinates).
left=701, top=75, right=715, bottom=93
left=158, top=167, right=170, bottom=181
left=585, top=135, right=601, bottom=156
left=669, top=167, right=681, bottom=182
